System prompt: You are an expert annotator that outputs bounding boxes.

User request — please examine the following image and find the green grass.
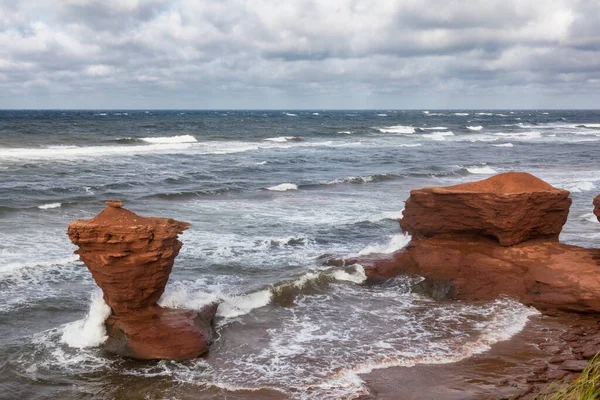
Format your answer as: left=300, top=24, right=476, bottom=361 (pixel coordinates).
left=533, top=354, right=600, bottom=400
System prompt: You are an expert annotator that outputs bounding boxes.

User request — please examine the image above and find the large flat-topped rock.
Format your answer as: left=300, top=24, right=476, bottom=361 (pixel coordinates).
left=400, top=172, right=571, bottom=246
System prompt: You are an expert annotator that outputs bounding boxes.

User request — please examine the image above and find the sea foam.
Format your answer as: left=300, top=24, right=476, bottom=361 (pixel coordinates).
left=61, top=291, right=111, bottom=348
left=38, top=202, right=61, bottom=210
left=267, top=183, right=298, bottom=191
left=377, top=125, right=415, bottom=134
left=358, top=233, right=411, bottom=256
left=140, top=135, right=198, bottom=144
left=466, top=164, right=497, bottom=174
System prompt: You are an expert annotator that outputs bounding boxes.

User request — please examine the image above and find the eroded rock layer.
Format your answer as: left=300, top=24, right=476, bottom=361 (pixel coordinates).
left=400, top=172, right=571, bottom=246
left=68, top=201, right=216, bottom=360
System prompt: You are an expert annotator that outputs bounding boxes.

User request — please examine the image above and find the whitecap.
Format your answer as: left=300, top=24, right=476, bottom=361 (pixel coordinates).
left=38, top=202, right=61, bottom=210
left=361, top=210, right=404, bottom=223
left=420, top=126, right=448, bottom=130
left=453, top=113, right=469, bottom=116
left=398, top=143, right=422, bottom=147
left=476, top=113, right=493, bottom=116
left=466, top=165, right=497, bottom=174
left=579, top=213, right=599, bottom=223
left=564, top=181, right=596, bottom=193
left=337, top=131, right=354, bottom=134
left=217, top=289, right=273, bottom=318
left=467, top=126, right=483, bottom=131
left=377, top=125, right=415, bottom=134
left=358, top=233, right=411, bottom=256
left=376, top=114, right=387, bottom=117
left=140, top=135, right=197, bottom=144
left=312, top=112, right=319, bottom=115
left=492, top=143, right=514, bottom=147
left=267, top=183, right=298, bottom=191
left=285, top=113, right=297, bottom=117
left=422, top=131, right=454, bottom=141
left=263, top=136, right=301, bottom=143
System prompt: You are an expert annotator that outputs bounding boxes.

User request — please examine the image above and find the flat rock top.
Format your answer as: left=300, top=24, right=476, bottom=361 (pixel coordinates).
left=69, top=200, right=190, bottom=233
left=424, top=172, right=565, bottom=195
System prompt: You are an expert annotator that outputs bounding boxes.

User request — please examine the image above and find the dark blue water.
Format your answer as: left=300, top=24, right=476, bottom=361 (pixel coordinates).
left=0, top=110, right=598, bottom=399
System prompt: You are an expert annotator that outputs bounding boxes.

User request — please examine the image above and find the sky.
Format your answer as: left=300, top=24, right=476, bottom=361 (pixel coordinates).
left=1, top=0, right=599, bottom=109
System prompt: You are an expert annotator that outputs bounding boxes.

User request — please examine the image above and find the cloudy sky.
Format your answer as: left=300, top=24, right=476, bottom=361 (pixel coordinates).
left=1, top=0, right=599, bottom=109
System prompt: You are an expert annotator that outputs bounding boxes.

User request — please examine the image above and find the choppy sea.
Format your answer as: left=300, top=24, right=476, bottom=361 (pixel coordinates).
left=0, top=110, right=599, bottom=399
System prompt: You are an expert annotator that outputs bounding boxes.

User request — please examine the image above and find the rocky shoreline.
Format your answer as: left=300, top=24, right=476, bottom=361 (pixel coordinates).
left=66, top=172, right=599, bottom=398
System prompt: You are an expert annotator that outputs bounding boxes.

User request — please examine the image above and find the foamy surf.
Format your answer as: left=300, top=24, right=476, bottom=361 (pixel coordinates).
left=263, top=136, right=302, bottom=143
left=377, top=125, right=415, bottom=134
left=467, top=126, right=483, bottom=131
left=140, top=135, right=198, bottom=144
left=492, top=143, right=514, bottom=147
left=564, top=181, right=596, bottom=193
left=466, top=164, right=497, bottom=174
left=358, top=233, right=411, bottom=256
left=38, top=202, right=61, bottom=209
left=61, top=291, right=111, bottom=349
left=422, top=131, right=454, bottom=141
left=267, top=183, right=298, bottom=191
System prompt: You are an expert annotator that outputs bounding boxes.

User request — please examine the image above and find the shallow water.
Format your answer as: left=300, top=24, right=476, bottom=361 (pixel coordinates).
left=0, top=110, right=598, bottom=399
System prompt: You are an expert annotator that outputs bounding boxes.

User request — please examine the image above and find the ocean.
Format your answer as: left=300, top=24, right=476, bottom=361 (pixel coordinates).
left=0, top=109, right=598, bottom=399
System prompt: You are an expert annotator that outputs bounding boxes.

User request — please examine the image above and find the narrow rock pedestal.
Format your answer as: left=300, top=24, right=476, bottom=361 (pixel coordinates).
left=68, top=201, right=217, bottom=360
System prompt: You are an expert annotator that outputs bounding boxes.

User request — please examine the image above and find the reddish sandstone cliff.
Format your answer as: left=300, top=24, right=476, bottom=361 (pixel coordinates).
left=594, top=194, right=600, bottom=222
left=68, top=201, right=216, bottom=360
left=400, top=172, right=571, bottom=246
left=354, top=173, right=600, bottom=313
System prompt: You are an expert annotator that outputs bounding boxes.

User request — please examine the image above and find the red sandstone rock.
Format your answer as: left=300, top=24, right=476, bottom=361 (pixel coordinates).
left=594, top=195, right=600, bottom=222
left=68, top=201, right=216, bottom=360
left=358, top=235, right=600, bottom=313
left=400, top=172, right=571, bottom=246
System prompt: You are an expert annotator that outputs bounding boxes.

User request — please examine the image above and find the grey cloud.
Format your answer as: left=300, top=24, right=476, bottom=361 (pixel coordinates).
left=0, top=0, right=599, bottom=108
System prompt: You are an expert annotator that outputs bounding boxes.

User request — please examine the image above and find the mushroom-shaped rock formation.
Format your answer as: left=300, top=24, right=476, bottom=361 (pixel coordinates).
left=346, top=173, right=600, bottom=313
left=400, top=172, right=571, bottom=246
left=68, top=201, right=217, bottom=360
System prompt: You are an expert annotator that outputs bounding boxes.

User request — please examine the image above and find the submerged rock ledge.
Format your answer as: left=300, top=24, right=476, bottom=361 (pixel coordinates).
left=68, top=200, right=217, bottom=360
left=356, top=172, right=600, bottom=313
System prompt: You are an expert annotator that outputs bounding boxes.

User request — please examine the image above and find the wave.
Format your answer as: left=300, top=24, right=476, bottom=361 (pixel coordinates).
left=465, top=164, right=497, bottom=174
left=476, top=112, right=493, bottom=116
left=330, top=298, right=539, bottom=394
left=398, top=143, right=422, bottom=147
left=376, top=114, right=388, bottom=117
left=327, top=173, right=397, bottom=185
left=156, top=265, right=368, bottom=320
left=358, top=233, right=411, bottom=256
left=285, top=113, right=297, bottom=117
left=564, top=181, right=596, bottom=193
left=267, top=183, right=298, bottom=191
left=496, top=131, right=542, bottom=140
left=61, top=291, right=111, bottom=348
left=38, top=202, right=61, bottom=210
left=422, top=131, right=454, bottom=141
left=377, top=125, right=415, bottom=134
left=453, top=113, right=469, bottom=116
left=466, top=126, right=483, bottom=131
left=420, top=126, right=448, bottom=130
left=140, top=135, right=198, bottom=144
left=360, top=210, right=404, bottom=223
left=337, top=131, right=354, bottom=134
left=492, top=143, right=514, bottom=147
left=579, top=213, right=599, bottom=223
left=263, top=136, right=303, bottom=143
